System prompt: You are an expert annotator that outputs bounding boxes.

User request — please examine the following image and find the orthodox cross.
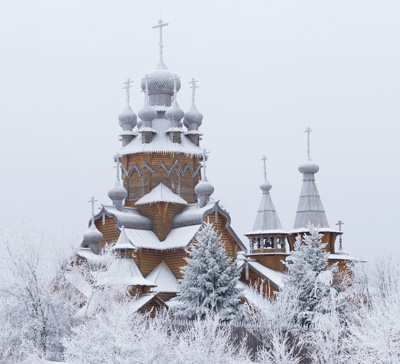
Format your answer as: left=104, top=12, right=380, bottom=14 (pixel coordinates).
left=202, top=149, right=210, bottom=178
left=261, top=155, right=268, bottom=180
left=336, top=220, right=344, bottom=251
left=304, top=127, right=313, bottom=160
left=189, top=78, right=199, bottom=103
left=88, top=196, right=98, bottom=222
left=144, top=74, right=150, bottom=101
left=122, top=78, right=133, bottom=104
left=169, top=75, right=181, bottom=100
left=114, top=153, right=121, bottom=180
left=153, top=18, right=169, bottom=60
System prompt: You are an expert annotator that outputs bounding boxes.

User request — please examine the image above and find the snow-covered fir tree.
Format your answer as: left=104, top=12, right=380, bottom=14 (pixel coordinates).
left=177, top=222, right=243, bottom=321
left=281, top=225, right=345, bottom=328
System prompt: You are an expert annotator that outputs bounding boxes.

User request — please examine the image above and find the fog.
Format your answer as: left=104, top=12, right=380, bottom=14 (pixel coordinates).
left=1, top=0, right=399, bottom=258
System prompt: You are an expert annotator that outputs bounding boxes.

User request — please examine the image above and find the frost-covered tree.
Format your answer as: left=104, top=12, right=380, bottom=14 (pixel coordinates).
left=177, top=222, right=243, bottom=321
left=281, top=226, right=345, bottom=328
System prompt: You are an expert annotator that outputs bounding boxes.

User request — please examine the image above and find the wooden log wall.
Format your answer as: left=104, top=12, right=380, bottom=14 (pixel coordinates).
left=287, top=232, right=340, bottom=254
left=252, top=254, right=288, bottom=272
left=95, top=215, right=119, bottom=249
left=136, top=203, right=185, bottom=241
left=240, top=269, right=279, bottom=299
left=120, top=153, right=200, bottom=205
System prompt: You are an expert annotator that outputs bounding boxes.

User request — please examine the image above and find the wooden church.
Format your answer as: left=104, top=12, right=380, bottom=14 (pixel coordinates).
left=71, top=19, right=353, bottom=312
left=73, top=19, right=246, bottom=313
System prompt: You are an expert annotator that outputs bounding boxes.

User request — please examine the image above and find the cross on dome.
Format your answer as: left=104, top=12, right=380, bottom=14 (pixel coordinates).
left=202, top=149, right=210, bottom=177
left=169, top=75, right=181, bottom=99
left=336, top=220, right=344, bottom=231
left=189, top=78, right=199, bottom=103
left=336, top=220, right=345, bottom=252
left=114, top=153, right=121, bottom=180
left=304, top=127, right=313, bottom=160
left=87, top=196, right=98, bottom=222
left=261, top=155, right=268, bottom=180
left=122, top=78, right=133, bottom=104
left=153, top=18, right=169, bottom=62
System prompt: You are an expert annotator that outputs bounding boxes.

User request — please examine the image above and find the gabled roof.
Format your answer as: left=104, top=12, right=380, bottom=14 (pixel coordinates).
left=146, top=261, right=180, bottom=293
left=135, top=183, right=188, bottom=206
left=97, top=258, right=155, bottom=287
left=247, top=261, right=286, bottom=289
left=112, top=226, right=135, bottom=250
left=119, top=117, right=203, bottom=156
left=124, top=224, right=202, bottom=251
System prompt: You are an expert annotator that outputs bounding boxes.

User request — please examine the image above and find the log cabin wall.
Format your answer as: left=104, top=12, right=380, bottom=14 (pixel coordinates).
left=95, top=215, right=119, bottom=249
left=121, top=153, right=200, bottom=205
left=136, top=249, right=163, bottom=277
left=288, top=232, right=339, bottom=254
left=240, top=268, right=279, bottom=299
left=136, top=203, right=186, bottom=241
left=252, top=254, right=288, bottom=271
left=163, top=249, right=188, bottom=280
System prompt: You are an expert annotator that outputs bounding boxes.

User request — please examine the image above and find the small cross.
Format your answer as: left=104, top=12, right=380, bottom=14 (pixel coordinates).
left=122, top=78, right=133, bottom=104
left=304, top=127, right=313, bottom=160
left=153, top=19, right=169, bottom=60
left=114, top=153, right=121, bottom=180
left=261, top=155, right=268, bottom=180
left=189, top=78, right=199, bottom=103
left=88, top=196, right=98, bottom=220
left=169, top=75, right=181, bottom=97
left=336, top=220, right=344, bottom=251
left=202, top=149, right=210, bottom=178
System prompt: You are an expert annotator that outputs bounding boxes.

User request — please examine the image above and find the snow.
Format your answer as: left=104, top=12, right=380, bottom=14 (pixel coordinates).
left=76, top=247, right=107, bottom=265
left=247, top=261, right=286, bottom=289
left=291, top=227, right=342, bottom=234
left=97, top=258, right=155, bottom=287
left=127, top=293, right=158, bottom=312
left=237, top=280, right=269, bottom=308
left=172, top=201, right=217, bottom=227
left=246, top=229, right=288, bottom=235
left=146, top=261, right=180, bottom=292
left=250, top=191, right=284, bottom=233
left=99, top=205, right=152, bottom=230
left=65, top=272, right=93, bottom=298
left=112, top=226, right=135, bottom=250
left=119, top=117, right=203, bottom=156
left=329, top=253, right=357, bottom=261
left=124, top=224, right=202, bottom=251
left=135, top=183, right=188, bottom=205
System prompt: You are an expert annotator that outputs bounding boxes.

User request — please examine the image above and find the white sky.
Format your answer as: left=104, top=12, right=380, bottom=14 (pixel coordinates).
left=1, top=0, right=399, bottom=259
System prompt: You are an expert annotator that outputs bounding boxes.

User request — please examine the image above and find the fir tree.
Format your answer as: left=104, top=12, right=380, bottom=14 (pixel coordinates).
left=281, top=225, right=344, bottom=328
left=177, top=222, right=243, bottom=321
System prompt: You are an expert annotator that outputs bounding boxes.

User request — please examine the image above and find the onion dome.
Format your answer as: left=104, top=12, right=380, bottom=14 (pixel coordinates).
left=165, top=99, right=184, bottom=122
left=138, top=99, right=157, bottom=122
left=118, top=104, right=137, bottom=131
left=298, top=159, right=320, bottom=174
left=108, top=179, right=128, bottom=202
left=140, top=60, right=181, bottom=97
left=83, top=222, right=103, bottom=254
left=195, top=176, right=215, bottom=197
left=183, top=102, right=203, bottom=130
left=260, top=179, right=272, bottom=193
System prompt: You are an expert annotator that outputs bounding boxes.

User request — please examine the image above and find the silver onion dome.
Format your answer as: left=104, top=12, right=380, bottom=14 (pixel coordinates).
left=108, top=179, right=128, bottom=202
left=138, top=100, right=157, bottom=122
left=183, top=103, right=203, bottom=129
left=83, top=222, right=103, bottom=246
left=298, top=160, right=320, bottom=174
left=195, top=176, right=215, bottom=197
left=118, top=104, right=137, bottom=131
left=166, top=99, right=184, bottom=122
left=259, top=179, right=272, bottom=193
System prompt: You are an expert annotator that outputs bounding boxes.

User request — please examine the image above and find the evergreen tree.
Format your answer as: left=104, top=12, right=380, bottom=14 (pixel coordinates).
left=177, top=223, right=243, bottom=321
left=281, top=226, right=344, bottom=328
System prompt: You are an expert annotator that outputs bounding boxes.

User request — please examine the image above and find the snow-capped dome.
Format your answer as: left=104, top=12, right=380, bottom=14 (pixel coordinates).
left=140, top=60, right=181, bottom=97
left=108, top=179, right=128, bottom=201
left=260, top=179, right=272, bottom=193
left=298, top=160, right=320, bottom=174
left=138, top=100, right=157, bottom=122
left=118, top=104, right=137, bottom=130
left=166, top=99, right=184, bottom=122
left=183, top=103, right=203, bottom=129
left=83, top=222, right=103, bottom=246
left=195, top=176, right=215, bottom=197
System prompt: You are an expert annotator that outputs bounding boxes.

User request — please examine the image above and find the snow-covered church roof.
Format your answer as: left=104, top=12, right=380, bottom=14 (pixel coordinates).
left=135, top=183, right=188, bottom=205
left=146, top=261, right=179, bottom=293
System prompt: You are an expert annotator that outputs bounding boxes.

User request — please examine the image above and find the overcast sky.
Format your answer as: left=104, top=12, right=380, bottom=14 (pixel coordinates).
left=1, top=0, right=399, bottom=259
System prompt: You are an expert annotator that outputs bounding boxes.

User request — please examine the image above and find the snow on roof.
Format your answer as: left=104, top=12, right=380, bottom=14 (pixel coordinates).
left=250, top=191, right=284, bottom=234
left=127, top=293, right=159, bottom=312
left=293, top=172, right=330, bottom=230
left=65, top=272, right=93, bottom=299
left=290, top=227, right=342, bottom=234
left=124, top=224, right=202, bottom=251
left=237, top=280, right=270, bottom=309
left=247, top=261, right=286, bottom=289
left=100, top=205, right=152, bottom=230
left=172, top=201, right=217, bottom=228
left=329, top=253, right=357, bottom=261
left=76, top=248, right=107, bottom=266
left=112, top=226, right=136, bottom=250
left=119, top=117, right=203, bottom=156
left=97, top=258, right=155, bottom=287
left=135, top=183, right=188, bottom=206
left=245, top=229, right=288, bottom=236
left=146, top=261, right=180, bottom=293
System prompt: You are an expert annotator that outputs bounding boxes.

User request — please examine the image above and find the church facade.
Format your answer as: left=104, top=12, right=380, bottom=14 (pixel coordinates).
left=72, top=20, right=351, bottom=312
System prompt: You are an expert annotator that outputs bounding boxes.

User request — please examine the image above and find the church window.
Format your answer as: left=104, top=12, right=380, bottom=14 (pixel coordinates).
left=277, top=237, right=285, bottom=250
left=264, top=237, right=274, bottom=249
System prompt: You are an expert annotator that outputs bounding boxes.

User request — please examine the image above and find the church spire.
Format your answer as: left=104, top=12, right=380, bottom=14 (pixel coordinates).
left=293, top=128, right=330, bottom=230
left=184, top=78, right=203, bottom=146
left=251, top=156, right=284, bottom=233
